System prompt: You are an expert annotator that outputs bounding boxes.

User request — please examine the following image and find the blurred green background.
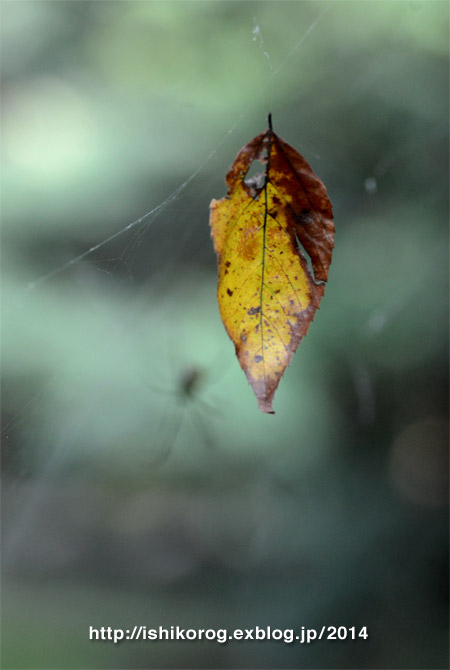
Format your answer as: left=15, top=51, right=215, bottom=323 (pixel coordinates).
left=2, top=1, right=448, bottom=668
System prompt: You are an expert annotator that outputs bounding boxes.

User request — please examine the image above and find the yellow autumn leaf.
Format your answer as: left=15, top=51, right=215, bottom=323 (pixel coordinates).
left=210, top=116, right=334, bottom=413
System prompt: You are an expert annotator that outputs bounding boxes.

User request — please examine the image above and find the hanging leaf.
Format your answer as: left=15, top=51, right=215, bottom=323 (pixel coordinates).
left=210, top=115, right=334, bottom=414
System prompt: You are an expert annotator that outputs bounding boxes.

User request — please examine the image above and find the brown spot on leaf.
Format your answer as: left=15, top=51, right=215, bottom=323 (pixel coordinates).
left=297, top=208, right=315, bottom=225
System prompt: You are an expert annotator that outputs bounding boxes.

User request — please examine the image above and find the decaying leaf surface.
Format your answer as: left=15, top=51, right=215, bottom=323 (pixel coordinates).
left=210, top=116, right=334, bottom=413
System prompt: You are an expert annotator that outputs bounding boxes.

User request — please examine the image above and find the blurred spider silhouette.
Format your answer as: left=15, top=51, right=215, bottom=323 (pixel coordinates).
left=141, top=361, right=223, bottom=467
